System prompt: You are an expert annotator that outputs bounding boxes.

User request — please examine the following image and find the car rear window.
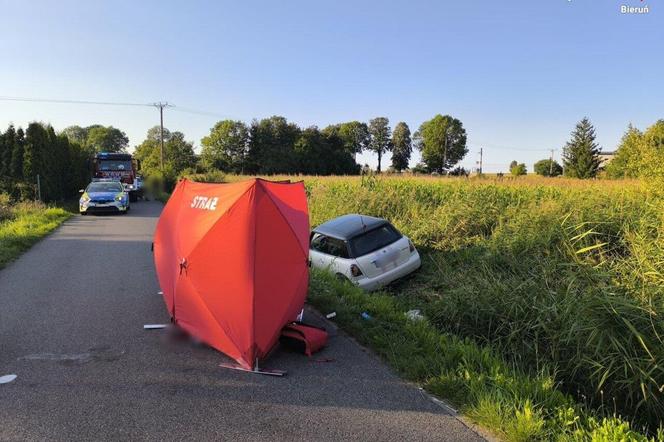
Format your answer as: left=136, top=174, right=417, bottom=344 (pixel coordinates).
left=349, top=224, right=402, bottom=257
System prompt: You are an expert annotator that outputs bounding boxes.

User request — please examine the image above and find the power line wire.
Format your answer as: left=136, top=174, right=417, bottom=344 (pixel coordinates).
left=0, top=95, right=153, bottom=107
left=0, top=95, right=234, bottom=120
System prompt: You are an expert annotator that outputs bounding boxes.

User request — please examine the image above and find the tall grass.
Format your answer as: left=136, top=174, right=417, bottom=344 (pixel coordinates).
left=295, top=176, right=664, bottom=432
left=0, top=196, right=71, bottom=269
left=309, top=269, right=662, bottom=441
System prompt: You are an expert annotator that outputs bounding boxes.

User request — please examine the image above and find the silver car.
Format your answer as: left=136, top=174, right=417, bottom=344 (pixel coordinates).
left=309, top=214, right=421, bottom=291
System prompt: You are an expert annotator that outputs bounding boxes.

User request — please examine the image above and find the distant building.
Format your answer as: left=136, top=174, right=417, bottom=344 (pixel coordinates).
left=598, top=151, right=616, bottom=169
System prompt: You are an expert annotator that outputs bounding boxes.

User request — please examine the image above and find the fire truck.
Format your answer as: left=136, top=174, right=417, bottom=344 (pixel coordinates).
left=91, top=152, right=143, bottom=202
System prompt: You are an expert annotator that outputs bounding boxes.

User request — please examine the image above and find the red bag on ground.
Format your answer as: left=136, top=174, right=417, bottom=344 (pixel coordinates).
left=280, top=323, right=328, bottom=356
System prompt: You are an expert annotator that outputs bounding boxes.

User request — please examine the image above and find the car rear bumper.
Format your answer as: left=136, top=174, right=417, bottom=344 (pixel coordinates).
left=354, top=252, right=421, bottom=291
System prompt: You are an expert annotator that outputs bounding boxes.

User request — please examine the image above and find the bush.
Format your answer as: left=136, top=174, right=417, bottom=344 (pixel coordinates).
left=179, top=169, right=226, bottom=183
left=534, top=159, right=563, bottom=177
left=510, top=162, right=527, bottom=176
left=0, top=192, right=13, bottom=222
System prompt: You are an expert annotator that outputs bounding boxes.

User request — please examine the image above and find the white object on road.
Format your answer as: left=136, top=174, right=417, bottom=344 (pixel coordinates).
left=157, top=291, right=163, bottom=295
left=405, top=309, right=424, bottom=321
left=326, top=312, right=337, bottom=319
left=143, top=324, right=168, bottom=330
left=0, top=374, right=17, bottom=384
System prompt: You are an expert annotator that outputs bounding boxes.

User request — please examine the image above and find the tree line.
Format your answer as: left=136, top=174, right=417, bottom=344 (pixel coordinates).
left=196, top=114, right=468, bottom=175
left=131, top=114, right=469, bottom=188
left=527, top=117, right=663, bottom=180
left=0, top=123, right=93, bottom=201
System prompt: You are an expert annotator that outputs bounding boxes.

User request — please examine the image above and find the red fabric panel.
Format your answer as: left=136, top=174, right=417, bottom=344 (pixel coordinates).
left=153, top=180, right=187, bottom=316
left=153, top=178, right=310, bottom=369
left=253, top=183, right=309, bottom=359
left=261, top=180, right=310, bottom=257
left=175, top=274, right=245, bottom=367
left=184, top=186, right=257, bottom=367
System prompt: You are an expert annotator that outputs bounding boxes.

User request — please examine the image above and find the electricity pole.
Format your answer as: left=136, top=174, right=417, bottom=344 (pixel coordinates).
left=549, top=149, right=555, bottom=176
left=152, top=102, right=172, bottom=171
left=479, top=147, right=483, bottom=175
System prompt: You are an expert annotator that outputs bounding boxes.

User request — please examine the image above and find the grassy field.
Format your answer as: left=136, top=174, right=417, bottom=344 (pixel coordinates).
left=0, top=196, right=71, bottom=269
left=226, top=174, right=664, bottom=439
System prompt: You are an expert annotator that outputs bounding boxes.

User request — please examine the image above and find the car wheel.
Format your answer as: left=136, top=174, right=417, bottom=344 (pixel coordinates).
left=129, top=193, right=138, bottom=203
left=335, top=273, right=349, bottom=283
left=80, top=212, right=87, bottom=216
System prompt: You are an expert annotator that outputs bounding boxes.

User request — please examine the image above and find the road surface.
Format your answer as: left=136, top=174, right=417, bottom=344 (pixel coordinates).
left=0, top=201, right=484, bottom=441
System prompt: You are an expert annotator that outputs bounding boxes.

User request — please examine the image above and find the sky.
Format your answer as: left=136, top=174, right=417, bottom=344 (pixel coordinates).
left=0, top=0, right=661, bottom=173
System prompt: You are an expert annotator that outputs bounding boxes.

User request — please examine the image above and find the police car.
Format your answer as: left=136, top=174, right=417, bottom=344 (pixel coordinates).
left=79, top=179, right=130, bottom=215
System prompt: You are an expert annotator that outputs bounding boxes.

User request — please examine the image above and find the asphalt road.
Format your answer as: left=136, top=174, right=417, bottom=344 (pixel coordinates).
left=0, top=201, right=485, bottom=442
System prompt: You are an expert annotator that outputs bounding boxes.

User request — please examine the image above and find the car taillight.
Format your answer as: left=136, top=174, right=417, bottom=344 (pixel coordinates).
left=408, top=240, right=415, bottom=253
left=351, top=264, right=363, bottom=277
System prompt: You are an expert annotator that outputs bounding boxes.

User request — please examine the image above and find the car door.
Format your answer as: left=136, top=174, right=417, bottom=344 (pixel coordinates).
left=309, top=233, right=333, bottom=269
left=309, top=233, right=352, bottom=275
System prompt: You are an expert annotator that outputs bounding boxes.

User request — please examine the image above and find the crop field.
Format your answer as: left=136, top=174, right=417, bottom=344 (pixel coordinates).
left=227, top=174, right=664, bottom=439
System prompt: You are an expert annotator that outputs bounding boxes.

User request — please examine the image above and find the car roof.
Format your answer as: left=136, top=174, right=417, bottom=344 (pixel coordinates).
left=313, top=214, right=388, bottom=240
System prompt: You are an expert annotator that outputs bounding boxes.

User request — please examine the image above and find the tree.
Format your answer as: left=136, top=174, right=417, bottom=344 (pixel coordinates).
left=0, top=125, right=15, bottom=177
left=10, top=128, right=25, bottom=179
left=145, top=125, right=172, bottom=143
left=134, top=127, right=196, bottom=183
left=562, top=118, right=601, bottom=179
left=510, top=161, right=527, bottom=176
left=391, top=122, right=412, bottom=172
left=246, top=116, right=300, bottom=174
left=534, top=159, right=562, bottom=177
left=293, top=126, right=359, bottom=175
left=294, top=126, right=330, bottom=175
left=323, top=121, right=370, bottom=154
left=23, top=123, right=48, bottom=185
left=638, top=120, right=664, bottom=179
left=86, top=125, right=129, bottom=153
left=411, top=162, right=428, bottom=174
left=62, top=125, right=129, bottom=153
left=449, top=166, right=469, bottom=176
left=605, top=125, right=643, bottom=179
left=62, top=125, right=88, bottom=146
left=368, top=117, right=392, bottom=173
left=414, top=114, right=468, bottom=173
left=200, top=120, right=249, bottom=173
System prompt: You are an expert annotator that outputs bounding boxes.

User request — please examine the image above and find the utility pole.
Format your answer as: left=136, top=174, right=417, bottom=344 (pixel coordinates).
left=443, top=125, right=451, bottom=175
left=152, top=102, right=173, bottom=171
left=479, top=148, right=483, bottom=175
left=549, top=149, right=555, bottom=176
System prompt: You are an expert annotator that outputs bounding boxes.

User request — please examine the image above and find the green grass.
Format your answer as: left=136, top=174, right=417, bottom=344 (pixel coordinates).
left=308, top=269, right=661, bottom=441
left=0, top=200, right=71, bottom=269
left=297, top=175, right=664, bottom=432
left=194, top=173, right=664, bottom=438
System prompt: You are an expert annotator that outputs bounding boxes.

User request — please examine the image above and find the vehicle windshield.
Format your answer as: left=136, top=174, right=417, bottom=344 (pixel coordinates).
left=98, top=160, right=132, bottom=171
left=87, top=182, right=123, bottom=193
left=349, top=224, right=402, bottom=257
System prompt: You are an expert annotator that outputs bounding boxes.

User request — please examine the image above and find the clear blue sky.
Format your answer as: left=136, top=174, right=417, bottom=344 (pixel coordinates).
left=0, top=0, right=661, bottom=172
